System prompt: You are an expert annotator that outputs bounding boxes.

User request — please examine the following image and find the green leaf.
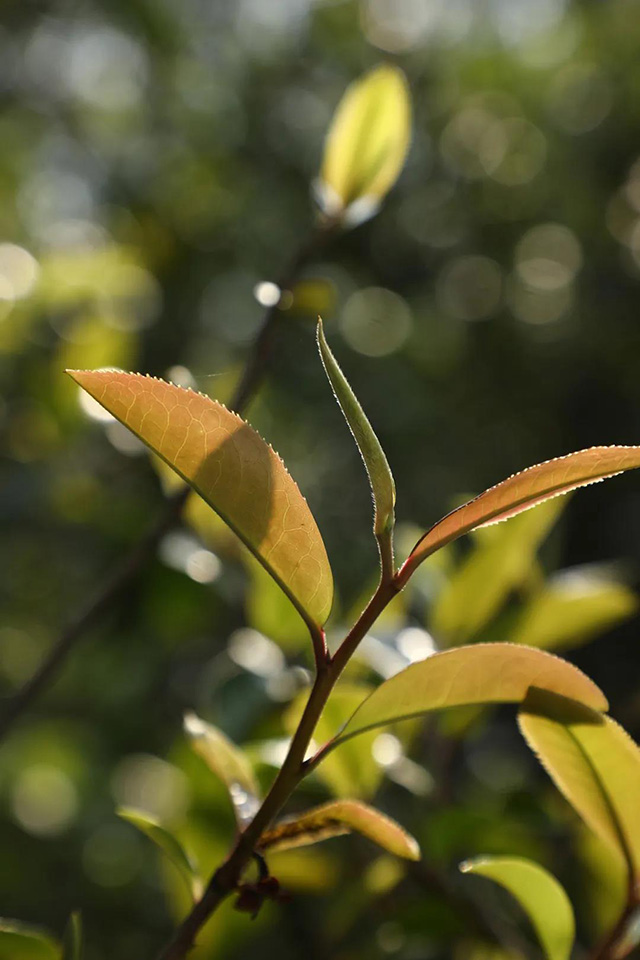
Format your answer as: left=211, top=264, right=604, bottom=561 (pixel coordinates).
left=67, top=371, right=333, bottom=630
left=259, top=800, right=420, bottom=860
left=319, top=64, right=411, bottom=220
left=317, top=318, right=395, bottom=550
left=401, top=446, right=640, bottom=581
left=183, top=711, right=260, bottom=824
left=62, top=913, right=82, bottom=960
left=0, top=921, right=59, bottom=960
left=117, top=807, right=202, bottom=901
left=509, top=569, right=637, bottom=652
left=328, top=644, right=607, bottom=750
left=460, top=856, right=575, bottom=960
left=285, top=684, right=383, bottom=799
left=519, top=689, right=640, bottom=880
left=431, top=499, right=564, bottom=646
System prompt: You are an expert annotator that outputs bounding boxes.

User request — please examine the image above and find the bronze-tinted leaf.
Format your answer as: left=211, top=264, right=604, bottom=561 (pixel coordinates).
left=68, top=371, right=333, bottom=629
left=401, top=447, right=640, bottom=581
left=259, top=799, right=420, bottom=860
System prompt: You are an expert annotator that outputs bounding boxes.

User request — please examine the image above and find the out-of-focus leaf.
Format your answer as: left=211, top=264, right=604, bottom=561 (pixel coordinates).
left=62, top=912, right=82, bottom=960
left=184, top=712, right=260, bottom=824
left=285, top=684, right=382, bottom=798
left=519, top=689, right=640, bottom=879
left=432, top=499, right=564, bottom=645
left=245, top=555, right=310, bottom=653
left=67, top=371, right=333, bottom=630
left=454, top=940, right=524, bottom=960
left=317, top=318, right=395, bottom=548
left=509, top=569, right=637, bottom=652
left=319, top=64, right=411, bottom=220
left=0, top=920, right=59, bottom=960
left=577, top=828, right=627, bottom=943
left=460, top=856, right=575, bottom=960
left=402, top=447, right=640, bottom=579
left=328, top=644, right=607, bottom=749
left=117, top=807, right=202, bottom=901
left=259, top=799, right=420, bottom=860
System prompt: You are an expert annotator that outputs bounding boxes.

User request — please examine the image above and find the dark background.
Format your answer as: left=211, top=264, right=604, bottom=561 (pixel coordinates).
left=2, top=1, right=640, bottom=957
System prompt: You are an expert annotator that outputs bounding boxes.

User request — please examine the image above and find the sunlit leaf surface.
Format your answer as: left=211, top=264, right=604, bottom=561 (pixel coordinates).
left=519, top=689, right=640, bottom=879
left=330, top=644, right=607, bottom=748
left=319, top=64, right=411, bottom=219
left=184, top=712, right=260, bottom=824
left=259, top=799, right=420, bottom=860
left=68, top=371, right=333, bottom=628
left=404, top=447, right=640, bottom=576
left=460, top=856, right=575, bottom=960
left=117, top=807, right=202, bottom=901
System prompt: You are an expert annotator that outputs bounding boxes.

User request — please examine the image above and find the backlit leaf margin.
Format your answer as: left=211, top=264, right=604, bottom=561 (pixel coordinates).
left=460, top=856, right=575, bottom=960
left=184, top=712, right=260, bottom=824
left=259, top=799, right=420, bottom=860
left=68, top=371, right=333, bottom=630
left=317, top=318, right=395, bottom=546
left=519, top=689, right=640, bottom=880
left=327, top=644, right=607, bottom=749
left=319, top=64, right=411, bottom=222
left=400, top=446, right=640, bottom=583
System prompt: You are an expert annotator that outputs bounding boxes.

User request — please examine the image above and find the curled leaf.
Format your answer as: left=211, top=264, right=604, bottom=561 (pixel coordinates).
left=117, top=807, right=202, bottom=901
left=327, top=644, right=607, bottom=750
left=184, top=711, right=260, bottom=824
left=460, top=856, right=575, bottom=960
left=317, top=318, right=395, bottom=565
left=519, top=689, right=640, bottom=881
left=259, top=799, right=420, bottom=861
left=319, top=64, right=411, bottom=222
left=68, top=371, right=333, bottom=630
left=401, top=446, right=640, bottom=582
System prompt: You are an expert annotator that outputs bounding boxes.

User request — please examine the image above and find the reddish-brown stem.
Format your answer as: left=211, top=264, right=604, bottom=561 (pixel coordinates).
left=0, top=218, right=336, bottom=745
left=155, top=574, right=404, bottom=959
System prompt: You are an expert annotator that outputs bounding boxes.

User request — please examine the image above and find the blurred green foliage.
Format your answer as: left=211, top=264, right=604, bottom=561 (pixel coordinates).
left=4, top=0, right=640, bottom=957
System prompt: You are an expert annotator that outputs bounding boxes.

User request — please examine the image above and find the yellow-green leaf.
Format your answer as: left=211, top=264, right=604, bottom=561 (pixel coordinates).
left=460, top=856, right=575, bottom=960
left=117, top=807, right=202, bottom=901
left=0, top=921, right=59, bottom=960
left=432, top=499, right=564, bottom=646
left=259, top=799, right=420, bottom=860
left=317, top=318, right=395, bottom=542
left=401, top=446, right=640, bottom=581
left=67, top=371, right=333, bottom=629
left=519, top=689, right=640, bottom=880
left=62, top=913, right=82, bottom=960
left=183, top=711, right=260, bottom=824
left=329, top=644, right=607, bottom=749
left=319, top=64, right=411, bottom=220
left=509, top=570, right=637, bottom=652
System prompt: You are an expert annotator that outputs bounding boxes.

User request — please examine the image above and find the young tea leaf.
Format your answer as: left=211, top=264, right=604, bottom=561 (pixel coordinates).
left=401, top=446, right=640, bottom=581
left=259, top=799, right=420, bottom=861
left=184, top=711, right=260, bottom=824
left=117, top=807, right=202, bottom=901
left=0, top=920, right=60, bottom=960
left=68, top=371, right=333, bottom=630
left=319, top=64, right=411, bottom=221
left=519, top=690, right=640, bottom=881
left=62, top=912, right=82, bottom=960
left=327, top=644, right=607, bottom=750
left=460, top=856, right=575, bottom=960
left=317, top=318, right=395, bottom=562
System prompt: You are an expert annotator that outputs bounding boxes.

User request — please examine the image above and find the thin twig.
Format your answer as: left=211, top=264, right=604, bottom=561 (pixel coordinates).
left=0, top=218, right=335, bottom=745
